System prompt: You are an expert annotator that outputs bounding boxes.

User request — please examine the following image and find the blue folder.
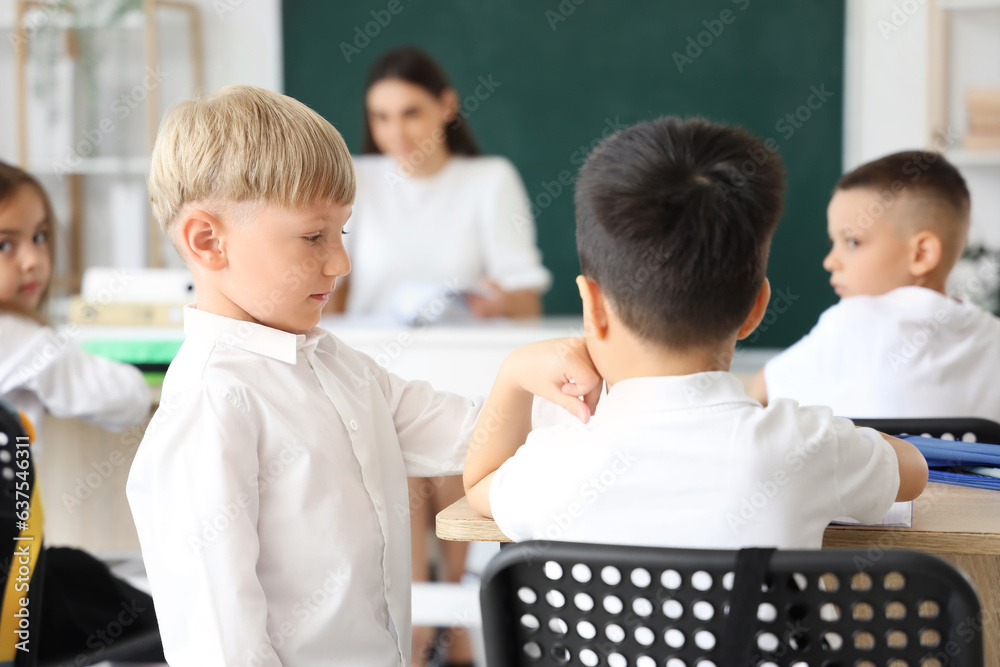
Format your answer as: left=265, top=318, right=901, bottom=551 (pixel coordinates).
left=903, top=435, right=1000, bottom=491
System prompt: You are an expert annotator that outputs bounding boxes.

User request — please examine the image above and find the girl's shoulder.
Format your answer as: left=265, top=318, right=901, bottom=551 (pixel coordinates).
left=0, top=310, right=47, bottom=338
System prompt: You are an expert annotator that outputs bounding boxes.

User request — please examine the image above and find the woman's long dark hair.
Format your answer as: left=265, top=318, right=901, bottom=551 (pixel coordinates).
left=361, top=46, right=480, bottom=156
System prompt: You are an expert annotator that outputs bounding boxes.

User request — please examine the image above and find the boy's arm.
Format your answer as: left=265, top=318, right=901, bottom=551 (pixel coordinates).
left=464, top=337, right=602, bottom=517
left=357, top=350, right=482, bottom=477
left=127, top=388, right=279, bottom=665
left=748, top=368, right=768, bottom=405
left=880, top=432, right=929, bottom=501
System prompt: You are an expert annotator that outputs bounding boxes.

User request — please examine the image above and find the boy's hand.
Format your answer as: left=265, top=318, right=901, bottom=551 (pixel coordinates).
left=505, top=337, right=603, bottom=423
left=463, top=337, right=603, bottom=518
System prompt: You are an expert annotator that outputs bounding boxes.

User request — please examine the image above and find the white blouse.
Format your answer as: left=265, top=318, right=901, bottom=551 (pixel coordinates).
left=0, top=312, right=151, bottom=449
left=126, top=307, right=481, bottom=666
left=346, top=155, right=552, bottom=318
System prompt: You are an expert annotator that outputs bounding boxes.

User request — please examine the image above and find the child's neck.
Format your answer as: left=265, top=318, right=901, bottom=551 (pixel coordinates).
left=397, top=146, right=451, bottom=178
left=914, top=274, right=948, bottom=296
left=599, top=335, right=736, bottom=387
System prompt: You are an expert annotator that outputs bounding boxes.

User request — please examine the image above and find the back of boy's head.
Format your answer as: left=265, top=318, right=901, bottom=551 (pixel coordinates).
left=148, top=85, right=355, bottom=245
left=836, top=151, right=970, bottom=269
left=575, top=117, right=786, bottom=349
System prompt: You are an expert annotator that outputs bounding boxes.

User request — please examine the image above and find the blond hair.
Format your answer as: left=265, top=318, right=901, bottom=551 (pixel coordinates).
left=148, top=85, right=355, bottom=239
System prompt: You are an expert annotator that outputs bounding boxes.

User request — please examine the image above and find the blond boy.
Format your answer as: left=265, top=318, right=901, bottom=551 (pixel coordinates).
left=127, top=85, right=601, bottom=665
left=752, top=151, right=1000, bottom=420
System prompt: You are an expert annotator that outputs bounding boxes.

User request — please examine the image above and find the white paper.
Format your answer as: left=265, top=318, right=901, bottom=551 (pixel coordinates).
left=831, top=501, right=913, bottom=527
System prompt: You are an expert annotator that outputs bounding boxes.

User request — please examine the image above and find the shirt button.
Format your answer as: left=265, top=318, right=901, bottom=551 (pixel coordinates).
left=349, top=419, right=358, bottom=431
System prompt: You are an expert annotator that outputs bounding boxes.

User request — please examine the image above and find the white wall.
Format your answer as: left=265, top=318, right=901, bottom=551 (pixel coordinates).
left=845, top=0, right=1000, bottom=249
left=190, top=0, right=282, bottom=94
left=844, top=0, right=930, bottom=169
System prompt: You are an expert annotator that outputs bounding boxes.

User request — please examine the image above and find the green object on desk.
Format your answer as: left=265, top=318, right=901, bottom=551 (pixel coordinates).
left=142, top=371, right=167, bottom=385
left=80, top=339, right=181, bottom=381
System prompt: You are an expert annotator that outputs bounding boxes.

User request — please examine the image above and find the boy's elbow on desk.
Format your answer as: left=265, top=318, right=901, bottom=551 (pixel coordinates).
left=885, top=433, right=929, bottom=502
left=464, top=472, right=496, bottom=518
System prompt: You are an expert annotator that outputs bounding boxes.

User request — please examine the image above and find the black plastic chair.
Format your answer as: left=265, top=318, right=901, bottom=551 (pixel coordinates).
left=0, top=397, right=45, bottom=667
left=480, top=540, right=983, bottom=667
left=0, top=398, right=162, bottom=666
left=850, top=417, right=1000, bottom=445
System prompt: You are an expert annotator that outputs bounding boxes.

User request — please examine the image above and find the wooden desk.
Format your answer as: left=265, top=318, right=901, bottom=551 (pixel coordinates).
left=437, top=483, right=1000, bottom=664
left=437, top=496, right=511, bottom=543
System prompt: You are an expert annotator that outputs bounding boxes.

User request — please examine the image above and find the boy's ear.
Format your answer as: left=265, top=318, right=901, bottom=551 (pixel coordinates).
left=576, top=275, right=609, bottom=340
left=180, top=209, right=228, bottom=271
left=737, top=278, right=771, bottom=340
left=908, top=230, right=943, bottom=278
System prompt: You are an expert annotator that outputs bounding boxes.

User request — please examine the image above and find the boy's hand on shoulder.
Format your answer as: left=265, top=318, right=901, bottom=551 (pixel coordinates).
left=505, top=337, right=603, bottom=423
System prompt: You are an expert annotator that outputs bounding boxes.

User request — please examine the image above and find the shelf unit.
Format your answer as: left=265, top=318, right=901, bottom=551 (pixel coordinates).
left=13, top=0, right=202, bottom=291
left=928, top=0, right=1000, bottom=312
left=929, top=0, right=1000, bottom=167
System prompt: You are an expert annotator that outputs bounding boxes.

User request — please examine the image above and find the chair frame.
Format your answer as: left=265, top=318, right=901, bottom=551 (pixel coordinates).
left=850, top=417, right=1000, bottom=445
left=480, top=540, right=984, bottom=667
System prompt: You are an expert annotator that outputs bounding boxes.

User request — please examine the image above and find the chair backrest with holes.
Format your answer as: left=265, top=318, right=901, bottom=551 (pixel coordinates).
left=850, top=418, right=1000, bottom=445
left=480, top=541, right=983, bottom=667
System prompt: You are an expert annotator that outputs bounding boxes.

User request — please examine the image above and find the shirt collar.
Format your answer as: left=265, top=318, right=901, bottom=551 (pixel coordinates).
left=596, top=372, right=758, bottom=419
left=182, top=305, right=325, bottom=364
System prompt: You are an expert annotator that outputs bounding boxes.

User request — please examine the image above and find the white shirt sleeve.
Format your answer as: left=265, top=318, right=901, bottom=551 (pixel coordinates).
left=127, top=386, right=280, bottom=666
left=0, top=315, right=150, bottom=430
left=359, top=351, right=482, bottom=477
left=490, top=424, right=600, bottom=541
left=480, top=159, right=553, bottom=293
left=764, top=305, right=841, bottom=404
left=831, top=419, right=900, bottom=524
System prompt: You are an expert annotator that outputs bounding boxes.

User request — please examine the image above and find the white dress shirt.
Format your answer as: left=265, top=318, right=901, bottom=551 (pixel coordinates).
left=491, top=373, right=899, bottom=549
left=765, top=286, right=1000, bottom=420
left=0, top=312, right=151, bottom=449
left=126, top=307, right=480, bottom=666
left=346, top=155, right=552, bottom=317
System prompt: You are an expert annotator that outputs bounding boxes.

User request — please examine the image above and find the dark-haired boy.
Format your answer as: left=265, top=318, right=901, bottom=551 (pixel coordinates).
left=463, top=118, right=927, bottom=548
left=752, top=151, right=1000, bottom=420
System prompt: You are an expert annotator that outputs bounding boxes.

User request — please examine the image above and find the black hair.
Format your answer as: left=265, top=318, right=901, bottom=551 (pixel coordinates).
left=575, top=117, right=786, bottom=348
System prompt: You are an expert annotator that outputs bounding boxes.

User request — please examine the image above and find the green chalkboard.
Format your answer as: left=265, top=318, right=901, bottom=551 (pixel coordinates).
left=283, top=0, right=844, bottom=346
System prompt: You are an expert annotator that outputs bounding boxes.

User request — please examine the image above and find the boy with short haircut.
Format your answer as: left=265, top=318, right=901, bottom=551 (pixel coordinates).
left=752, top=151, right=1000, bottom=420
left=464, top=118, right=927, bottom=548
left=126, top=85, right=586, bottom=665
